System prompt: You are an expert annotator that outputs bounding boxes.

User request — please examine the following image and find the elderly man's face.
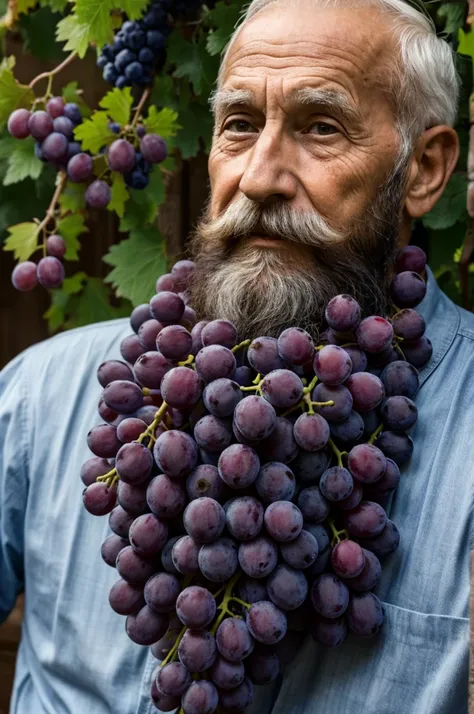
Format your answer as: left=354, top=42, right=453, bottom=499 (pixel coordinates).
left=189, top=5, right=409, bottom=339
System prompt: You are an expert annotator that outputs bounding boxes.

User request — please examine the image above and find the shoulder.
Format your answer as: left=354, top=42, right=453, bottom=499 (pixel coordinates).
left=455, top=303, right=474, bottom=342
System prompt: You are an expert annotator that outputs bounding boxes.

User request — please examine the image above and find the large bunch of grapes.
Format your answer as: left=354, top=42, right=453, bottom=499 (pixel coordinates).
left=97, top=0, right=206, bottom=89
left=81, top=246, right=430, bottom=713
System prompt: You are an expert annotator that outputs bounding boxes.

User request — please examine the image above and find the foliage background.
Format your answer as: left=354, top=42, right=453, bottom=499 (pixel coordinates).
left=0, top=0, right=472, bottom=335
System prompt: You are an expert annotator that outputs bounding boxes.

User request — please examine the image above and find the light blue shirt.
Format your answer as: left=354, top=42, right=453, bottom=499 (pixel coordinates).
left=1, top=266, right=473, bottom=714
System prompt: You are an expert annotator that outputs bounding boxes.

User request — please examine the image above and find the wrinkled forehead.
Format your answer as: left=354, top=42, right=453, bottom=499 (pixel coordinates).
left=220, top=5, right=397, bottom=101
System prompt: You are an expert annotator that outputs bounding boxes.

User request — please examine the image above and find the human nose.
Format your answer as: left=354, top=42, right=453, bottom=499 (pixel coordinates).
left=238, top=127, right=298, bottom=204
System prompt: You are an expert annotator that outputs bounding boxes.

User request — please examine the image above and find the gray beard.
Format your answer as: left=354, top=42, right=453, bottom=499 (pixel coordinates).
left=187, top=166, right=408, bottom=342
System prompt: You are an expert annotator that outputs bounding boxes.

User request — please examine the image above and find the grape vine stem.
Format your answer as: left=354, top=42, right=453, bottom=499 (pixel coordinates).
left=28, top=52, right=78, bottom=92
left=36, top=171, right=67, bottom=255
left=131, top=86, right=152, bottom=128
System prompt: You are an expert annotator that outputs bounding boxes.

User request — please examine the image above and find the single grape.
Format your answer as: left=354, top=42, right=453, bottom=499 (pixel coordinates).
left=42, top=132, right=69, bottom=161
left=11, top=261, right=38, bottom=291
left=201, top=319, right=238, bottom=349
left=138, top=318, right=163, bottom=350
left=344, top=501, right=387, bottom=538
left=116, top=417, right=147, bottom=444
left=246, top=648, right=280, bottom=684
left=234, top=395, right=276, bottom=442
left=109, top=504, right=135, bottom=538
left=218, top=676, right=254, bottom=711
left=329, top=410, right=364, bottom=445
left=107, top=138, right=136, bottom=173
left=85, top=180, right=111, bottom=208
left=345, top=548, right=382, bottom=591
left=255, top=462, right=295, bottom=505
left=176, top=586, right=217, bottom=629
left=108, top=578, right=145, bottom=615
left=331, top=539, right=365, bottom=578
left=46, top=96, right=65, bottom=118
left=37, top=256, right=65, bottom=289
left=144, top=572, right=180, bottom=614
left=342, top=345, right=368, bottom=374
left=120, top=334, right=146, bottom=364
left=156, top=324, right=192, bottom=361
left=117, top=481, right=148, bottom=516
left=346, top=592, right=384, bottom=637
left=98, top=396, right=119, bottom=425
left=203, top=378, right=242, bottom=418
left=394, top=245, right=427, bottom=274
left=81, top=456, right=111, bottom=486
left=133, top=351, right=170, bottom=390
left=225, top=497, right=264, bottom=541
left=400, top=336, right=433, bottom=369
left=374, top=430, right=414, bottom=466
left=325, top=294, right=361, bottom=332
left=130, top=304, right=151, bottom=333
left=28, top=110, right=54, bottom=140
left=181, top=680, right=218, bottom=714
left=151, top=680, right=180, bottom=713
left=356, top=316, right=394, bottom=353
left=64, top=102, right=82, bottom=125
left=305, top=523, right=331, bottom=577
left=319, top=466, right=353, bottom=502
left=103, top=380, right=143, bottom=414
left=171, top=259, right=196, bottom=290
left=154, top=429, right=198, bottom=480
left=210, top=656, right=245, bottom=690
left=140, top=133, right=168, bottom=163
left=115, top=442, right=153, bottom=485
left=261, top=369, right=304, bottom=408
left=156, top=662, right=191, bottom=697
left=364, top=458, right=400, bottom=501
left=218, top=444, right=260, bottom=489
left=361, top=519, right=400, bottom=558
left=311, top=574, right=349, bottom=619
left=267, top=564, right=308, bottom=611
left=264, top=501, right=303, bottom=542
left=345, top=372, right=385, bottom=412
left=160, top=367, right=202, bottom=409
left=87, top=423, right=121, bottom=458
left=67, top=152, right=93, bottom=182
left=238, top=536, right=278, bottom=579
left=312, top=383, right=353, bottom=422
left=53, top=116, right=74, bottom=138
left=216, top=617, right=254, bottom=661
left=277, top=326, right=314, bottom=365
left=381, top=395, right=418, bottom=431
left=348, top=443, right=387, bottom=484
left=234, top=365, right=254, bottom=386
left=46, top=234, right=66, bottom=259
left=334, top=480, right=364, bottom=511
left=313, top=345, right=353, bottom=385
left=194, top=415, right=232, bottom=453
left=147, top=475, right=186, bottom=519
left=236, top=577, right=268, bottom=605
left=183, top=497, right=225, bottom=543
left=195, top=345, right=237, bottom=383
left=67, top=142, right=81, bottom=159
left=246, top=601, right=287, bottom=644
left=297, top=486, right=330, bottom=524
left=8, top=108, right=31, bottom=138
left=172, top=535, right=200, bottom=575
left=391, top=308, right=426, bottom=341
left=280, top=529, right=319, bottom=569
left=129, top=513, right=168, bottom=556
left=291, top=449, right=330, bottom=485
left=390, top=271, right=426, bottom=308
left=101, top=534, right=128, bottom=566
left=156, top=273, right=177, bottom=293
left=248, top=336, right=287, bottom=374
left=126, top=605, right=168, bottom=645
left=311, top=615, right=347, bottom=647
left=198, top=537, right=239, bottom=582
left=186, top=465, right=228, bottom=503
left=115, top=545, right=155, bottom=584
left=293, top=413, right=330, bottom=452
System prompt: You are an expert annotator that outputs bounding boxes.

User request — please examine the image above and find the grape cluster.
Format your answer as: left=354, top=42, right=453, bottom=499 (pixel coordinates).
left=105, top=129, right=168, bottom=191
left=97, top=0, right=205, bottom=89
left=81, top=246, right=429, bottom=713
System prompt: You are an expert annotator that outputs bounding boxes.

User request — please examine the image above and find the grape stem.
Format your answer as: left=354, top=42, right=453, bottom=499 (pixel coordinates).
left=231, top=339, right=251, bottom=353
left=302, top=374, right=319, bottom=394
left=130, top=86, right=152, bottom=128
left=327, top=518, right=349, bottom=547
left=393, top=342, right=406, bottom=360
left=28, top=52, right=78, bottom=95
left=137, top=401, right=169, bottom=445
left=35, top=171, right=67, bottom=257
left=304, top=393, right=335, bottom=416
left=160, top=626, right=187, bottom=667
left=368, top=423, right=384, bottom=446
left=178, top=354, right=195, bottom=367
left=210, top=571, right=243, bottom=635
left=328, top=438, right=348, bottom=467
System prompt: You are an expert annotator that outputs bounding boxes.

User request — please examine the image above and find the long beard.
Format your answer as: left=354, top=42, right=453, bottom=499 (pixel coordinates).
left=188, top=167, right=408, bottom=341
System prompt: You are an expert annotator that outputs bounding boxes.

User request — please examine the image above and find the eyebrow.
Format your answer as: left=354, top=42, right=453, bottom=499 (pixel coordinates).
left=209, top=86, right=364, bottom=128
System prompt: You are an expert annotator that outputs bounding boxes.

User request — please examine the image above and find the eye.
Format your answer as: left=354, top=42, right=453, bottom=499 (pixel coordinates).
left=308, top=122, right=339, bottom=136
left=223, top=119, right=256, bottom=133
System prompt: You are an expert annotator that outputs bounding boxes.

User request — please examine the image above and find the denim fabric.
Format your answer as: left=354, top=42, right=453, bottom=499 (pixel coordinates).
left=1, top=266, right=473, bottom=714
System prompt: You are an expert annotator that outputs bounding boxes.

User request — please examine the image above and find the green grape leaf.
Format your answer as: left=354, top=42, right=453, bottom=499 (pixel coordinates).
left=59, top=182, right=87, bottom=212
left=167, top=31, right=204, bottom=95
left=0, top=136, right=17, bottom=161
left=422, top=174, right=467, bottom=231
left=74, top=0, right=114, bottom=49
left=3, top=221, right=39, bottom=261
left=3, top=138, right=44, bottom=186
left=44, top=271, right=88, bottom=333
left=39, top=0, right=68, bottom=12
left=74, top=110, right=113, bottom=153
left=103, top=228, right=167, bottom=305
left=108, top=172, right=129, bottom=218
left=99, top=86, right=133, bottom=126
left=62, top=81, right=91, bottom=118
left=75, top=277, right=131, bottom=327
left=173, top=101, right=214, bottom=159
left=117, top=0, right=149, bottom=20
left=205, top=0, right=243, bottom=56
left=55, top=15, right=92, bottom=58
left=57, top=212, right=89, bottom=260
left=143, top=106, right=181, bottom=139
left=0, top=58, right=35, bottom=127
left=437, top=3, right=465, bottom=34
left=17, top=0, right=38, bottom=14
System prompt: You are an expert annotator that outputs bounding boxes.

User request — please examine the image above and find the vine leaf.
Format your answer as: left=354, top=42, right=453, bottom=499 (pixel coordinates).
left=59, top=182, right=86, bottom=212
left=75, top=277, right=131, bottom=326
left=57, top=213, right=89, bottom=260
left=205, top=0, right=243, bottom=56
left=167, top=31, right=204, bottom=95
left=74, top=110, right=113, bottom=153
left=118, top=0, right=149, bottom=20
left=74, top=0, right=115, bottom=49
left=144, top=106, right=181, bottom=138
left=99, top=86, right=133, bottom=126
left=437, top=3, right=465, bottom=34
left=4, top=221, right=39, bottom=261
left=423, top=174, right=467, bottom=230
left=108, top=172, right=129, bottom=218
left=172, top=102, right=214, bottom=159
left=3, top=138, right=44, bottom=185
left=0, top=57, right=35, bottom=127
left=44, top=271, right=88, bottom=333
left=39, top=0, right=69, bottom=12
left=103, top=228, right=167, bottom=305
left=55, top=15, right=92, bottom=58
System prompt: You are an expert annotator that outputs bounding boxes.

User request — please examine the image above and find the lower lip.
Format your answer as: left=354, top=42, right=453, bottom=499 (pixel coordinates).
left=248, top=235, right=284, bottom=248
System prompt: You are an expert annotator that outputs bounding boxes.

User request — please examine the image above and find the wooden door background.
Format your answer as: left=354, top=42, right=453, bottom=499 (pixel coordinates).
left=0, top=40, right=210, bottom=712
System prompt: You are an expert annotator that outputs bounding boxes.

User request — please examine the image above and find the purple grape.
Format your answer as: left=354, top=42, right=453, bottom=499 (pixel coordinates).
left=257, top=416, right=299, bottom=464
left=117, top=480, right=148, bottom=516
left=115, top=442, right=153, bottom=485
left=329, top=410, right=364, bottom=445
left=394, top=245, right=426, bottom=274
left=97, top=395, right=119, bottom=424
left=342, top=345, right=368, bottom=373
left=334, top=480, right=364, bottom=511
left=260, top=369, right=304, bottom=408
left=156, top=662, right=191, bottom=697
left=45, top=234, right=66, bottom=259
left=130, top=304, right=152, bottom=333
left=116, top=417, right=147, bottom=444
left=255, top=462, right=295, bottom=505
left=140, top=133, right=167, bottom=164
left=313, top=345, right=353, bottom=385
left=176, top=586, right=217, bottom=629
left=120, top=334, right=146, bottom=363
left=101, top=533, right=128, bottom=566
left=46, top=96, right=65, bottom=118
left=267, top=565, right=308, bottom=610
left=210, top=656, right=245, bottom=690
left=194, top=415, right=232, bottom=453
left=171, top=259, right=196, bottom=289
left=28, top=111, right=53, bottom=140
left=325, top=294, right=361, bottom=332
left=156, top=273, right=177, bottom=292
left=108, top=578, right=145, bottom=615
left=381, top=360, right=419, bottom=399
left=109, top=505, right=134, bottom=538
left=144, top=572, right=180, bottom=613
left=346, top=592, right=384, bottom=637
left=202, top=378, right=242, bottom=418
left=156, top=324, right=192, bottom=361
left=67, top=152, right=93, bottom=182
left=311, top=574, right=349, bottom=619
left=138, top=318, right=163, bottom=350
left=183, top=497, right=225, bottom=543
left=345, top=548, right=382, bottom=591
left=133, top=351, right=170, bottom=390
left=280, top=529, right=319, bottom=569
left=345, top=372, right=385, bottom=412
left=67, top=142, right=81, bottom=159
left=198, top=537, right=239, bottom=582
left=264, top=501, right=303, bottom=542
left=42, top=132, right=68, bottom=161
left=233, top=395, right=276, bottom=442
left=305, top=523, right=331, bottom=576
left=129, top=513, right=168, bottom=556
left=238, top=537, right=278, bottom=579
left=103, top=380, right=143, bottom=414
left=381, top=395, right=417, bottom=431
left=297, top=486, right=330, bottom=524
left=126, top=605, right=168, bottom=645
left=374, top=430, right=414, bottom=466
left=172, top=535, right=200, bottom=575
left=115, top=545, right=156, bottom=584
left=87, top=423, right=121, bottom=458
left=37, top=256, right=65, bottom=289
left=186, top=464, right=228, bottom=502
left=11, top=261, right=37, bottom=291
left=218, top=676, right=254, bottom=711
left=277, top=326, right=314, bottom=365
left=53, top=116, right=74, bottom=138
left=246, top=601, right=287, bottom=644
left=147, top=474, right=186, bottom=519
left=361, top=519, right=400, bottom=557
left=364, top=458, right=400, bottom=501
left=312, top=383, right=353, bottom=422
left=201, top=319, right=238, bottom=349
left=356, top=316, right=394, bottom=353
left=107, top=139, right=136, bottom=172
left=236, top=577, right=268, bottom=605
left=85, top=180, right=111, bottom=208
left=293, top=413, right=329, bottom=452
left=181, top=680, right=218, bottom=714
left=331, top=539, right=365, bottom=579
left=319, top=466, right=353, bottom=502
left=64, top=102, right=81, bottom=124
left=248, top=336, right=287, bottom=374
left=344, top=501, right=387, bottom=538
left=154, top=429, right=198, bottom=479
left=160, top=535, right=180, bottom=574
left=391, top=308, right=425, bottom=341
left=195, top=345, right=237, bottom=383
left=8, top=108, right=31, bottom=139
left=81, top=456, right=111, bottom=486
left=151, top=680, right=180, bottom=712
left=216, top=617, right=254, bottom=661
left=160, top=367, right=202, bottom=409
left=149, top=290, right=185, bottom=324
left=292, top=449, right=330, bottom=485
left=151, top=619, right=182, bottom=659
left=311, top=615, right=347, bottom=647
left=225, top=497, right=264, bottom=541
left=400, top=336, right=433, bottom=369
left=348, top=443, right=387, bottom=484
left=390, top=271, right=426, bottom=308
left=234, top=366, right=254, bottom=387
left=218, top=444, right=260, bottom=490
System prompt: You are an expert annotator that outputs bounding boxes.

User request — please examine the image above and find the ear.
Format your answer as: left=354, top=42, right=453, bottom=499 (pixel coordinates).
left=404, top=126, right=459, bottom=219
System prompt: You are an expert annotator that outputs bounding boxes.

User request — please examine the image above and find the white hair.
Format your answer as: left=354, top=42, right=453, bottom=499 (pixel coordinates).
left=211, top=0, right=460, bottom=176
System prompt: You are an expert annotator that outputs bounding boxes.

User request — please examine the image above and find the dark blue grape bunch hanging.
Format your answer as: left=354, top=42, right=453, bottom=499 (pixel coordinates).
left=98, top=0, right=207, bottom=89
